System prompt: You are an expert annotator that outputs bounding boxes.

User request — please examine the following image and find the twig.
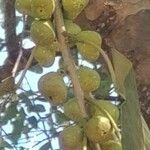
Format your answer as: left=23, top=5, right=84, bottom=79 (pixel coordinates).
left=94, top=143, right=102, bottom=150
left=12, top=48, right=23, bottom=77
left=16, top=47, right=35, bottom=88
left=12, top=15, right=26, bottom=78
left=54, top=0, right=87, bottom=118
left=0, top=127, right=18, bottom=150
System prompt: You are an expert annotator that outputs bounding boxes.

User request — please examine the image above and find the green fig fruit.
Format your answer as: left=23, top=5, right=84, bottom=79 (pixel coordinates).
left=63, top=98, right=83, bottom=122
left=33, top=45, right=55, bottom=67
left=84, top=115, right=112, bottom=143
left=30, top=0, right=55, bottom=19
left=62, top=0, right=89, bottom=19
left=90, top=100, right=120, bottom=123
left=76, top=42, right=100, bottom=62
left=15, top=0, right=31, bottom=15
left=38, top=73, right=67, bottom=105
left=64, top=19, right=82, bottom=47
left=59, top=125, right=83, bottom=149
left=30, top=20, right=56, bottom=46
left=101, top=140, right=122, bottom=150
left=76, top=31, right=102, bottom=47
left=65, top=20, right=81, bottom=35
left=78, top=67, right=100, bottom=92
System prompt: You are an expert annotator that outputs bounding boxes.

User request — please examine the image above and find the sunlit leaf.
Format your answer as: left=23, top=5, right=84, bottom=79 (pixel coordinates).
left=141, top=116, right=150, bottom=150
left=112, top=49, right=132, bottom=98
left=112, top=49, right=144, bottom=149
left=121, top=69, right=144, bottom=150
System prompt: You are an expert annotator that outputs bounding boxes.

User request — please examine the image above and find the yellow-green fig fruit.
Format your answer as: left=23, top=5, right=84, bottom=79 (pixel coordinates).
left=64, top=19, right=81, bottom=47
left=63, top=98, right=83, bottom=122
left=38, top=73, right=67, bottom=105
left=101, top=140, right=122, bottom=150
left=76, top=42, right=100, bottom=62
left=78, top=67, right=100, bottom=92
left=84, top=115, right=112, bottom=143
left=65, top=20, right=81, bottom=35
left=76, top=31, right=102, bottom=47
left=15, top=0, right=31, bottom=15
left=59, top=125, right=83, bottom=149
left=30, top=0, right=55, bottom=19
left=33, top=45, right=55, bottom=67
left=62, top=0, right=89, bottom=19
left=90, top=100, right=120, bottom=123
left=30, top=20, right=56, bottom=46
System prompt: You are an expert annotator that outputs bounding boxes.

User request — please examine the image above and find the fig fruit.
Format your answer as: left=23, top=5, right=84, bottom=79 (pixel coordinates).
left=101, top=140, right=122, bottom=150
left=76, top=42, right=99, bottom=62
left=33, top=45, right=55, bottom=67
left=65, top=20, right=81, bottom=35
left=84, top=115, right=112, bottom=143
left=63, top=98, right=83, bottom=121
left=62, top=0, right=89, bottom=19
left=30, top=20, right=56, bottom=46
left=38, top=73, right=67, bottom=105
left=30, top=0, right=55, bottom=19
left=15, top=0, right=31, bottom=15
left=76, top=31, right=102, bottom=47
left=90, top=100, right=119, bottom=123
left=78, top=67, right=100, bottom=92
left=59, top=125, right=83, bottom=149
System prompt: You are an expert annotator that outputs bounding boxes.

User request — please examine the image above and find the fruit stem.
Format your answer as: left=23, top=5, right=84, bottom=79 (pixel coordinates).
left=85, top=94, right=121, bottom=142
left=83, top=136, right=87, bottom=150
left=54, top=0, right=88, bottom=118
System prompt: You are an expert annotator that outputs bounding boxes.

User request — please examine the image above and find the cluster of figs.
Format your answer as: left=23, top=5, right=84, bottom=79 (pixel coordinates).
left=15, top=0, right=122, bottom=149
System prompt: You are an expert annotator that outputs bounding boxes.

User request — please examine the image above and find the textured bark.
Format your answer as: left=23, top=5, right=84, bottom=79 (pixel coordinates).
left=4, top=0, right=19, bottom=59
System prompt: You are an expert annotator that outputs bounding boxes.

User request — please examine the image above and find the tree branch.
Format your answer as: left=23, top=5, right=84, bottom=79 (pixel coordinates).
left=54, top=0, right=87, bottom=118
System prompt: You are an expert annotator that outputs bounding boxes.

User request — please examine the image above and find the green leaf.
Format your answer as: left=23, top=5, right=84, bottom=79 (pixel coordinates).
left=0, top=113, right=9, bottom=125
left=141, top=116, right=150, bottom=150
left=1, top=140, right=13, bottom=149
left=67, top=87, right=74, bottom=98
left=18, top=91, right=33, bottom=105
left=6, top=101, right=19, bottom=120
left=27, top=116, right=38, bottom=128
left=112, top=49, right=144, bottom=149
left=29, top=104, right=46, bottom=112
left=29, top=64, right=43, bottom=74
left=54, top=111, right=70, bottom=124
left=10, top=116, right=24, bottom=144
left=94, top=71, right=112, bottom=98
left=121, top=69, right=144, bottom=150
left=39, top=142, right=51, bottom=150
left=112, top=49, right=132, bottom=98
